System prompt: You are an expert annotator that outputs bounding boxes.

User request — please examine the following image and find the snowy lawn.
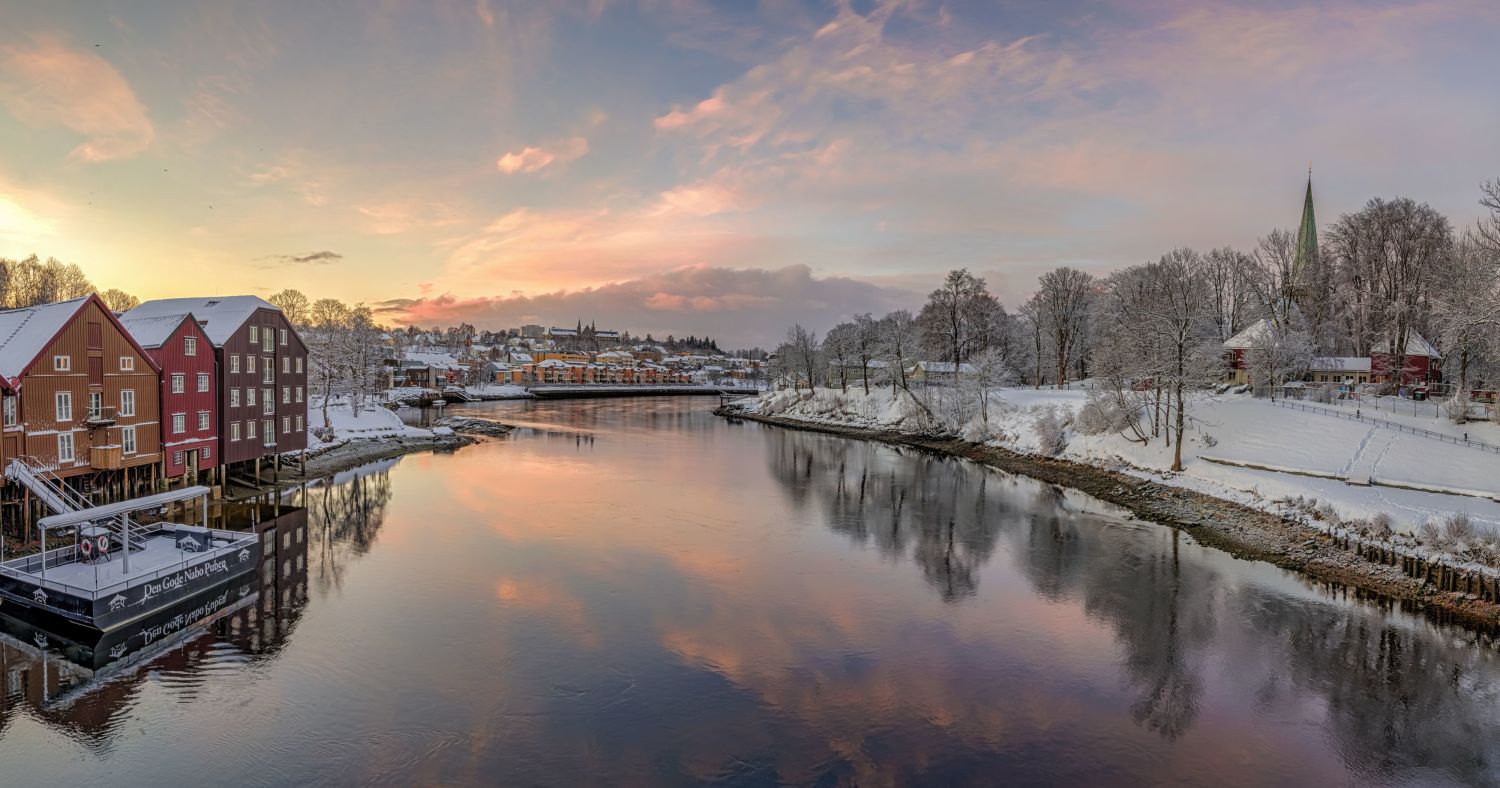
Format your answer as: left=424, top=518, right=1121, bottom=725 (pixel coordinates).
left=306, top=401, right=432, bottom=452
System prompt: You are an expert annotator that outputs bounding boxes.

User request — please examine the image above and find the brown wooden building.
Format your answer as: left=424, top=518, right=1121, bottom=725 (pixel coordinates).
left=0, top=295, right=163, bottom=490
left=123, top=297, right=307, bottom=470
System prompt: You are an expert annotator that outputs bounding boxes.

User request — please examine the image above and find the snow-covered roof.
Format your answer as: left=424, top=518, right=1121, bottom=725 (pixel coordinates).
left=509, top=352, right=534, bottom=363
left=0, top=296, right=90, bottom=381
left=1371, top=332, right=1440, bottom=359
left=122, top=296, right=278, bottom=346
left=1309, top=356, right=1371, bottom=372
left=118, top=312, right=192, bottom=348
left=1223, top=318, right=1274, bottom=350
left=912, top=361, right=976, bottom=374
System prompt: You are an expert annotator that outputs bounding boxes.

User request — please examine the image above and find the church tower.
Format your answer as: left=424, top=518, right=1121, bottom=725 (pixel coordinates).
left=1291, top=169, right=1317, bottom=290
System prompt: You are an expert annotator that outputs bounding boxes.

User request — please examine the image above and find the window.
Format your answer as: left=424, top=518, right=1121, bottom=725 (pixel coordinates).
left=53, top=355, right=70, bottom=372
left=249, top=325, right=258, bottom=345
left=247, top=355, right=255, bottom=373
left=295, top=357, right=304, bottom=374
left=120, top=356, right=134, bottom=372
left=282, top=356, right=290, bottom=374
left=197, top=411, right=209, bottom=431
left=295, top=414, right=304, bottom=433
left=230, top=354, right=240, bottom=373
left=57, top=433, right=74, bottom=463
left=172, top=413, right=185, bottom=434
left=171, top=373, right=185, bottom=394
left=247, top=419, right=256, bottom=439
left=173, top=450, right=184, bottom=466
left=120, top=389, right=135, bottom=416
left=122, top=425, right=136, bottom=454
left=184, top=336, right=197, bottom=356
left=295, top=387, right=304, bottom=403
left=282, top=416, right=291, bottom=434
left=263, top=419, right=274, bottom=446
left=231, top=422, right=241, bottom=441
left=263, top=363, right=274, bottom=384
left=2, top=396, right=14, bottom=426
left=282, top=386, right=290, bottom=404
left=263, top=327, right=274, bottom=347
left=230, top=388, right=241, bottom=408
left=262, top=390, right=274, bottom=415
left=201, top=446, right=211, bottom=462
left=197, top=373, right=209, bottom=392
left=88, top=391, right=102, bottom=420
left=55, top=391, right=71, bottom=421
left=247, top=387, right=256, bottom=406
left=280, top=328, right=287, bottom=346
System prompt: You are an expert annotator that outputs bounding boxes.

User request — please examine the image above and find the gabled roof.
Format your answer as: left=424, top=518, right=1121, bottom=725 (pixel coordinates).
left=121, top=296, right=279, bottom=346
left=1223, top=318, right=1274, bottom=350
left=1371, top=332, right=1440, bottom=359
left=118, top=311, right=198, bottom=349
left=0, top=294, right=163, bottom=383
left=1310, top=356, right=1371, bottom=372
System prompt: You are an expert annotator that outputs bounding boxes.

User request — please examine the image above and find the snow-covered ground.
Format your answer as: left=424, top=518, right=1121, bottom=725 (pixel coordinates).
left=305, top=400, right=433, bottom=453
left=385, top=383, right=531, bottom=402
left=747, top=387, right=1500, bottom=537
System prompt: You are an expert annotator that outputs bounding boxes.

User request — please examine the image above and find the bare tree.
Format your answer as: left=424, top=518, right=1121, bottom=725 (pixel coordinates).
left=1480, top=178, right=1500, bottom=252
left=823, top=322, right=857, bottom=392
left=1035, top=267, right=1094, bottom=388
left=917, top=269, right=1004, bottom=390
left=269, top=288, right=311, bottom=326
left=1202, top=247, right=1255, bottom=342
left=99, top=288, right=140, bottom=312
left=1431, top=235, right=1500, bottom=416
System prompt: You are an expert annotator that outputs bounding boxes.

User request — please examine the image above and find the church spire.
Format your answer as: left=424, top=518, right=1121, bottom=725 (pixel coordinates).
left=1292, top=168, right=1317, bottom=284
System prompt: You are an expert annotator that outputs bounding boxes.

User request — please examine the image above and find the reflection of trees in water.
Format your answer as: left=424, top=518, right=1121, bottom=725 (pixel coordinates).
left=1233, top=590, right=1500, bottom=783
left=298, top=468, right=395, bottom=597
left=767, top=429, right=1007, bottom=601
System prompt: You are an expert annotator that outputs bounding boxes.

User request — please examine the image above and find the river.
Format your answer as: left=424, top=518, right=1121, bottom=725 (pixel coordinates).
left=0, top=397, right=1497, bottom=786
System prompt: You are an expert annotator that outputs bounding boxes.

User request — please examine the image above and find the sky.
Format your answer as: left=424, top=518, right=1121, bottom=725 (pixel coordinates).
left=1, top=0, right=1497, bottom=347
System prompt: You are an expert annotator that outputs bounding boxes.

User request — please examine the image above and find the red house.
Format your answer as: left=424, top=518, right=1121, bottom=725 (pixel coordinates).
left=1370, top=332, right=1442, bottom=386
left=119, top=311, right=218, bottom=483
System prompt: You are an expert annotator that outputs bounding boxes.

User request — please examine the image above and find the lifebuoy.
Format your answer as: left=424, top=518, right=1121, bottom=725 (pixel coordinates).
left=97, top=535, right=110, bottom=554
left=80, top=538, right=92, bottom=557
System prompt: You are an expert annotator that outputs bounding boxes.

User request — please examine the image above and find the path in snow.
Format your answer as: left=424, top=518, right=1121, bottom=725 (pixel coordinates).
left=1342, top=428, right=1396, bottom=486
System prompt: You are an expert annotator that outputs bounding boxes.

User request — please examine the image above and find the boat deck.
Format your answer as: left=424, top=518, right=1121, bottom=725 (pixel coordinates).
left=36, top=534, right=243, bottom=594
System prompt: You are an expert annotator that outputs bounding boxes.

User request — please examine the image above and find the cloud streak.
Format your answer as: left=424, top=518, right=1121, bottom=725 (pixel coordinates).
left=496, top=136, right=590, bottom=174
left=0, top=34, right=154, bottom=162
left=265, top=250, right=344, bottom=265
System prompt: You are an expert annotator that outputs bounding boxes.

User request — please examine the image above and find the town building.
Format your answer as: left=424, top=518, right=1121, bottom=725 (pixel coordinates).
left=123, top=296, right=307, bottom=475
left=1371, top=333, right=1442, bottom=386
left=118, top=311, right=219, bottom=483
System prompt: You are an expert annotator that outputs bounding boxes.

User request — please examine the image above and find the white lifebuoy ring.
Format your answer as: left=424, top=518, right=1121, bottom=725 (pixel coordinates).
left=80, top=538, right=92, bottom=557
left=97, top=535, right=110, bottom=554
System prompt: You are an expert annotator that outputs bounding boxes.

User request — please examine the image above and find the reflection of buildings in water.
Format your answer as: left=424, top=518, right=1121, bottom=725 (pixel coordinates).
left=288, top=466, right=395, bottom=597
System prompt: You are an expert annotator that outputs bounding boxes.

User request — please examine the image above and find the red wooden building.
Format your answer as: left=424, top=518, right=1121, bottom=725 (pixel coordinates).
left=119, top=311, right=218, bottom=482
left=1370, top=332, right=1442, bottom=386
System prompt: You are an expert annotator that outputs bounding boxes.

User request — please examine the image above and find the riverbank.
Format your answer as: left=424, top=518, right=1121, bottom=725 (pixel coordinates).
left=720, top=406, right=1500, bottom=631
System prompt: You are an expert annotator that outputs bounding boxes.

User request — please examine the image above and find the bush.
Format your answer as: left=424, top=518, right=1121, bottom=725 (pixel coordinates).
left=1369, top=512, right=1395, bottom=539
left=1444, top=512, right=1476, bottom=544
left=1032, top=406, right=1070, bottom=456
left=1074, top=392, right=1134, bottom=436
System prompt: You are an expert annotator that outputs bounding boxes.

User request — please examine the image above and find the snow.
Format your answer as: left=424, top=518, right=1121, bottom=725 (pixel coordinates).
left=0, top=296, right=89, bottom=380
left=117, top=312, right=190, bottom=349
left=122, top=296, right=276, bottom=346
left=305, top=400, right=431, bottom=452
left=747, top=386, right=1500, bottom=536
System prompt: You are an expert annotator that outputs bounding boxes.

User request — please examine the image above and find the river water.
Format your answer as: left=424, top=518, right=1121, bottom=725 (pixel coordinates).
left=0, top=397, right=1497, bottom=786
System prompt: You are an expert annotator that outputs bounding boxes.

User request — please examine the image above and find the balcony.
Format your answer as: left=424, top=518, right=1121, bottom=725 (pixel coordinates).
left=91, top=445, right=123, bottom=470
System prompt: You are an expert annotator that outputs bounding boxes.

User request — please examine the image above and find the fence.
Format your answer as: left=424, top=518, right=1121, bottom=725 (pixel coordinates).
left=1268, top=398, right=1500, bottom=455
left=1253, top=384, right=1497, bottom=422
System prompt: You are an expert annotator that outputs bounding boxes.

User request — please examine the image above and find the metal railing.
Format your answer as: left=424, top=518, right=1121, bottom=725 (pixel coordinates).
left=0, top=527, right=254, bottom=601
left=5, top=456, right=90, bottom=513
left=1269, top=399, right=1500, bottom=455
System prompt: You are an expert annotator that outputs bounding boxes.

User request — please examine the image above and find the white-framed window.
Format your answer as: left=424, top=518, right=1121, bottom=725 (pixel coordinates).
left=230, top=354, right=240, bottom=373
left=295, top=357, right=304, bottom=374
left=247, top=419, right=256, bottom=439
left=262, top=419, right=274, bottom=446
left=263, top=327, right=274, bottom=347
left=122, top=425, right=136, bottom=454
left=173, top=450, right=184, bottom=466
left=282, top=416, right=291, bottom=434
left=57, top=432, right=74, bottom=463
left=2, top=396, right=14, bottom=426
left=247, top=387, right=256, bottom=406
left=247, top=355, right=256, bottom=373
left=280, top=328, right=287, bottom=346
left=54, top=391, right=71, bottom=421
left=171, top=373, right=185, bottom=394
left=120, top=356, right=134, bottom=372
left=184, top=336, right=197, bottom=356
left=120, top=389, right=135, bottom=416
left=171, top=413, right=185, bottom=434
left=230, top=388, right=241, bottom=408
left=249, top=325, right=258, bottom=345
left=197, top=411, right=209, bottom=431
left=53, top=355, right=70, bottom=372
left=280, top=356, right=288, bottom=374
left=201, top=446, right=211, bottom=462
left=295, top=386, right=304, bottom=403
left=88, top=391, right=102, bottom=419
left=262, top=390, right=274, bottom=415
left=197, top=373, right=209, bottom=392
left=295, top=414, right=304, bottom=432
left=282, top=386, right=290, bottom=404
left=263, top=363, right=274, bottom=384
left=231, top=421, right=241, bottom=441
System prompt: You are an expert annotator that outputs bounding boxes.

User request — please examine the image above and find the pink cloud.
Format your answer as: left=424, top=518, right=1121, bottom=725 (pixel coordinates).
left=0, top=34, right=154, bottom=162
left=495, top=136, right=589, bottom=174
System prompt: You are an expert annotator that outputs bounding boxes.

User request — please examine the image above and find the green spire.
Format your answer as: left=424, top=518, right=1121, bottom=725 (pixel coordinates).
left=1292, top=168, right=1317, bottom=283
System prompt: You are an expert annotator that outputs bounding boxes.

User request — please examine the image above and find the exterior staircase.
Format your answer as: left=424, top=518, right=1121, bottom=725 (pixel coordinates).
left=5, top=457, right=148, bottom=553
